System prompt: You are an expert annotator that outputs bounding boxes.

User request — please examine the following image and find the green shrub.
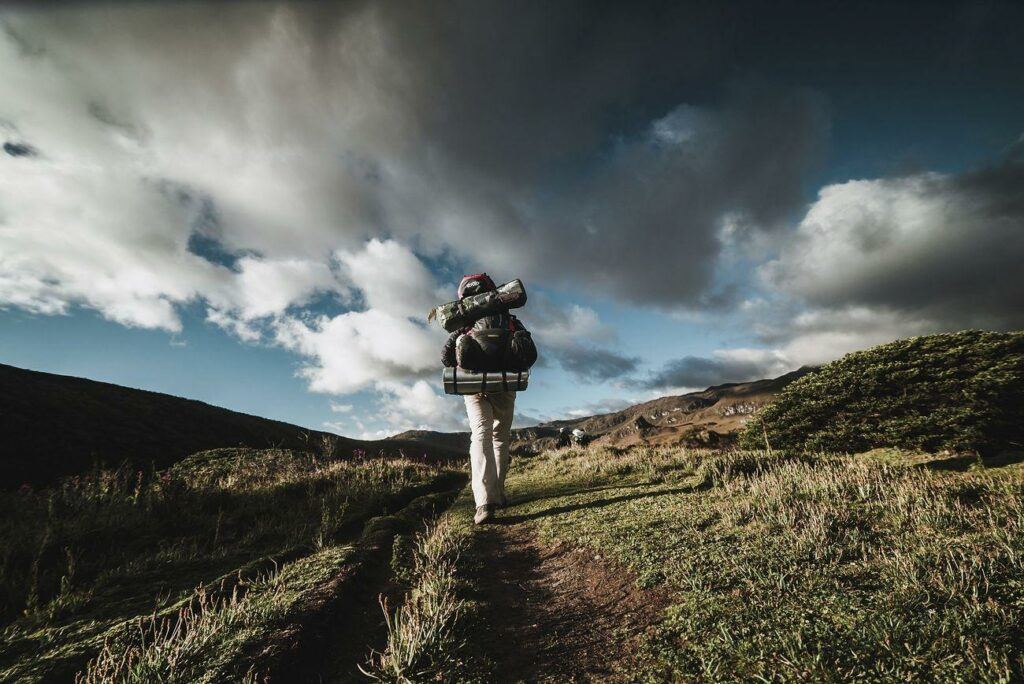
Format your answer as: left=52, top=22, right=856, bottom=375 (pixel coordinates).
left=738, top=330, right=1024, bottom=455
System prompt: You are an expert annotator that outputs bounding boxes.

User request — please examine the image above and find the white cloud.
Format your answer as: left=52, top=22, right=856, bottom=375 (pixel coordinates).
left=205, top=308, right=262, bottom=342
left=0, top=162, right=227, bottom=331
left=225, top=256, right=337, bottom=320
left=778, top=306, right=936, bottom=366
left=763, top=165, right=1024, bottom=330
left=764, top=175, right=949, bottom=303
left=747, top=159, right=1024, bottom=370
left=335, top=239, right=444, bottom=318
left=563, top=397, right=635, bottom=418
left=275, top=308, right=438, bottom=395
left=377, top=379, right=465, bottom=433
left=714, top=348, right=791, bottom=375
left=322, top=421, right=347, bottom=434
left=261, top=239, right=461, bottom=434
left=0, top=8, right=359, bottom=333
left=522, top=297, right=615, bottom=351
left=204, top=256, right=339, bottom=340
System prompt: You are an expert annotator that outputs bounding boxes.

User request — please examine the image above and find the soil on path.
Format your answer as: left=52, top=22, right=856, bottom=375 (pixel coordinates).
left=462, top=520, right=670, bottom=683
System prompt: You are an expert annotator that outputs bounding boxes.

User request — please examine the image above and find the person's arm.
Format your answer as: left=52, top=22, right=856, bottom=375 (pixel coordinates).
left=441, top=330, right=460, bottom=367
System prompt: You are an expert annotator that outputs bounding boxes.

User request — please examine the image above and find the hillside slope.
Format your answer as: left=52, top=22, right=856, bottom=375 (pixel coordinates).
left=395, top=367, right=813, bottom=454
left=740, top=330, right=1024, bottom=455
left=0, top=446, right=466, bottom=682
left=0, top=363, right=464, bottom=488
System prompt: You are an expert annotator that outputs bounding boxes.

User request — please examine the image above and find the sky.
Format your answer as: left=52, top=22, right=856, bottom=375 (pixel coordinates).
left=1, top=1, right=1022, bottom=438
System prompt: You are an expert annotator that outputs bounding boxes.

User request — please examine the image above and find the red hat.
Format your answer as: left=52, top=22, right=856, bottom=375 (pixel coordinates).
left=458, top=273, right=496, bottom=298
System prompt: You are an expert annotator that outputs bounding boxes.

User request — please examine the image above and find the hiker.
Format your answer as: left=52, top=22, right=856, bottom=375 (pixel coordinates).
left=441, top=273, right=535, bottom=525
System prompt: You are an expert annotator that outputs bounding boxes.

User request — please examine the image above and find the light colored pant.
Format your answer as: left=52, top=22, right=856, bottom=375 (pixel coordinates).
left=464, top=391, right=515, bottom=507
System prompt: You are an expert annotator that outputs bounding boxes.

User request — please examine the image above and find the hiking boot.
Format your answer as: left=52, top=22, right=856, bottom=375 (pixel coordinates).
left=474, top=504, right=495, bottom=525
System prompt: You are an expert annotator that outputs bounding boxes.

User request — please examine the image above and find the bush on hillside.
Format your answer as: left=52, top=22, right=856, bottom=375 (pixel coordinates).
left=738, top=330, right=1024, bottom=455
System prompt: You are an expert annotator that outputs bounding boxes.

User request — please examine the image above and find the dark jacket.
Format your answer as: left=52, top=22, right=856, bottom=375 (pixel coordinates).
left=442, top=312, right=526, bottom=367
left=441, top=330, right=460, bottom=368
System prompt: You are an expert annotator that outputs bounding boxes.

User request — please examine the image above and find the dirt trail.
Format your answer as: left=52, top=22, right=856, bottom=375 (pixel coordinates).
left=462, top=521, right=670, bottom=683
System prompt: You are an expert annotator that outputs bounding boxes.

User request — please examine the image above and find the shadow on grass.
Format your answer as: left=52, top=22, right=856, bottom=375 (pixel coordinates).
left=918, top=455, right=981, bottom=472
left=984, top=451, right=1024, bottom=468
left=508, top=482, right=655, bottom=509
left=498, top=484, right=700, bottom=525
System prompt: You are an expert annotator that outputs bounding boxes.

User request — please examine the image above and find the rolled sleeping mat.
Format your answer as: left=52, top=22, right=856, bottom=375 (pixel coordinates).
left=443, top=367, right=530, bottom=395
left=433, top=279, right=527, bottom=332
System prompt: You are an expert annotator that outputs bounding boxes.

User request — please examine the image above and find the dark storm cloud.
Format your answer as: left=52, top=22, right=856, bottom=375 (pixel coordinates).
left=7, top=0, right=1024, bottom=393
left=642, top=352, right=787, bottom=390
left=1, top=1, right=832, bottom=310
left=3, top=141, right=36, bottom=157
left=556, top=347, right=640, bottom=383
left=764, top=154, right=1024, bottom=331
left=219, top=0, right=828, bottom=307
left=539, top=84, right=826, bottom=306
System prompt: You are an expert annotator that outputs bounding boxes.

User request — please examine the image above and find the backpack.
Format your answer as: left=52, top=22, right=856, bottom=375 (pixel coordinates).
left=455, top=312, right=538, bottom=373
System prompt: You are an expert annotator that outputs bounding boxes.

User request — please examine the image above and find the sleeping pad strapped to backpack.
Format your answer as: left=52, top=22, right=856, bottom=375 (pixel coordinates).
left=430, top=278, right=528, bottom=332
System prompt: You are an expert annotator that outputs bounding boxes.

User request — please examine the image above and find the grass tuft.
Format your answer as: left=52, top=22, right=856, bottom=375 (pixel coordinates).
left=362, top=516, right=466, bottom=683
left=75, top=572, right=286, bottom=684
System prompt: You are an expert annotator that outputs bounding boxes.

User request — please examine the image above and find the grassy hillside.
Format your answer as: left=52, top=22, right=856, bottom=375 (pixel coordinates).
left=8, top=442, right=1020, bottom=682
left=0, top=448, right=466, bottom=682
left=739, top=330, right=1024, bottom=455
left=375, top=445, right=1024, bottom=682
left=0, top=363, right=464, bottom=488
left=6, top=332, right=1022, bottom=681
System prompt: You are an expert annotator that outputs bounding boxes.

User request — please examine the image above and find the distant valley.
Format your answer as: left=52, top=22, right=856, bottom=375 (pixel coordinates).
left=393, top=367, right=814, bottom=455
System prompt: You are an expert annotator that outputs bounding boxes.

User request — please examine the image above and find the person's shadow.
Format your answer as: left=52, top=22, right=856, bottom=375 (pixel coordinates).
left=497, top=482, right=700, bottom=525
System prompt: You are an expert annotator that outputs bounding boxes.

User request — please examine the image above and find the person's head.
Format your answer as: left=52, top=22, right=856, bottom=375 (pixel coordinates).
left=458, top=273, right=496, bottom=298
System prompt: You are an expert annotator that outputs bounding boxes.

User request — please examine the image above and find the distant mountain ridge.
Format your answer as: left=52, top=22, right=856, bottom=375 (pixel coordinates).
left=0, top=363, right=465, bottom=488
left=393, top=367, right=815, bottom=454
left=1, top=361, right=812, bottom=489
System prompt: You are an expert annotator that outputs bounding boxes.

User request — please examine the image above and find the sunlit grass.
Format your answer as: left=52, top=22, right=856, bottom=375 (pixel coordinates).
left=362, top=515, right=467, bottom=683
left=502, top=445, right=1024, bottom=681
